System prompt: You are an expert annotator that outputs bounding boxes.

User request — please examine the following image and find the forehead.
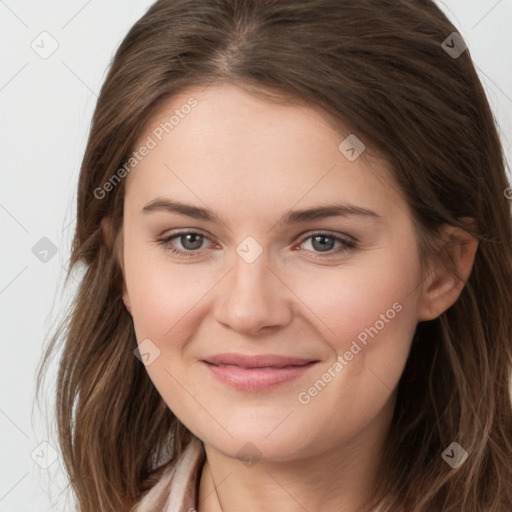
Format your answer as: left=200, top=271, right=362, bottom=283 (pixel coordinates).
left=124, top=82, right=406, bottom=219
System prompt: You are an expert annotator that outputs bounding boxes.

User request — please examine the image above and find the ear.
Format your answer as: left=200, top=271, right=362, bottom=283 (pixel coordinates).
left=101, top=217, right=132, bottom=315
left=417, top=219, right=479, bottom=322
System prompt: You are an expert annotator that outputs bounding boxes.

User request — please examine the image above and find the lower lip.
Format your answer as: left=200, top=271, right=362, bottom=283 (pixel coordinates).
left=201, top=361, right=318, bottom=391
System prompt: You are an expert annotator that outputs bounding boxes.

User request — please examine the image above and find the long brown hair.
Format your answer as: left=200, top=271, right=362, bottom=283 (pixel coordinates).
left=36, top=0, right=512, bottom=510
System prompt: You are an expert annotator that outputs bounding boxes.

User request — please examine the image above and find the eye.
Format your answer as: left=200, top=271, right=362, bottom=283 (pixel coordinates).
left=296, top=232, right=357, bottom=257
left=157, top=230, right=213, bottom=256
left=156, top=230, right=357, bottom=258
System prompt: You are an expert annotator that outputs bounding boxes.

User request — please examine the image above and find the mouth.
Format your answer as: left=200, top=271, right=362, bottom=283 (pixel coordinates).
left=201, top=353, right=320, bottom=391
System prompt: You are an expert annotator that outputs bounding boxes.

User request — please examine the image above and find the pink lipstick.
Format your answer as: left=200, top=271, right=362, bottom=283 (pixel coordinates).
left=201, top=353, right=319, bottom=391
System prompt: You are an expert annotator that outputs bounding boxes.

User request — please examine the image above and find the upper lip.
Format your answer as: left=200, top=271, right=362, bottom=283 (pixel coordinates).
left=203, top=353, right=318, bottom=368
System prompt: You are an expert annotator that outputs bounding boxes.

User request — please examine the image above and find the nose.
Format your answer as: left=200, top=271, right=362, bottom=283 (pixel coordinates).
left=213, top=244, right=294, bottom=335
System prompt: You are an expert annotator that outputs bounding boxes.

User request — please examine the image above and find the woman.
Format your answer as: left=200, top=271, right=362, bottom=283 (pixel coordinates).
left=36, top=0, right=512, bottom=511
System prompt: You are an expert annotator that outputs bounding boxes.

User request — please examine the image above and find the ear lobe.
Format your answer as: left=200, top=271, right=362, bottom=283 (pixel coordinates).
left=417, top=221, right=479, bottom=322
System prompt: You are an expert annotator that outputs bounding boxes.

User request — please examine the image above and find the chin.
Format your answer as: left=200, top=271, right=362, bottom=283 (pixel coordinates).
left=197, top=424, right=316, bottom=464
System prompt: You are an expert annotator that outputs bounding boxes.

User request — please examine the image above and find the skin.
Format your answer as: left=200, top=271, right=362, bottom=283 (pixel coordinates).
left=114, top=82, right=478, bottom=512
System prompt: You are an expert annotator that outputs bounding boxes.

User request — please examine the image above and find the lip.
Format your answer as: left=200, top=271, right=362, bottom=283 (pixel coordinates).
left=201, top=353, right=320, bottom=391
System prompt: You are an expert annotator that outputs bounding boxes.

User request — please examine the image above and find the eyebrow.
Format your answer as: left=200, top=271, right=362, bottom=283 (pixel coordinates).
left=141, top=198, right=381, bottom=224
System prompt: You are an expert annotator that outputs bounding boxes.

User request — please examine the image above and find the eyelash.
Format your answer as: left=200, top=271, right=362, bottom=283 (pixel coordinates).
left=156, top=230, right=357, bottom=259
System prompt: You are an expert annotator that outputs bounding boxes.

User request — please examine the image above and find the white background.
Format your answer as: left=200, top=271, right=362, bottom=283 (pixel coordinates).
left=1, top=1, right=511, bottom=510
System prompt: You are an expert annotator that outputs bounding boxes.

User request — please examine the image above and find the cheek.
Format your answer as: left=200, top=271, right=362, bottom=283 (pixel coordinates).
left=288, top=255, right=420, bottom=356
left=124, top=241, right=212, bottom=342
left=288, top=250, right=421, bottom=410
left=124, top=254, right=212, bottom=425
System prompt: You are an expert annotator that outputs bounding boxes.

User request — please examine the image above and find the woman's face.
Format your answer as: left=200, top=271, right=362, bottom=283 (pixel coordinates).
left=120, top=82, right=430, bottom=462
